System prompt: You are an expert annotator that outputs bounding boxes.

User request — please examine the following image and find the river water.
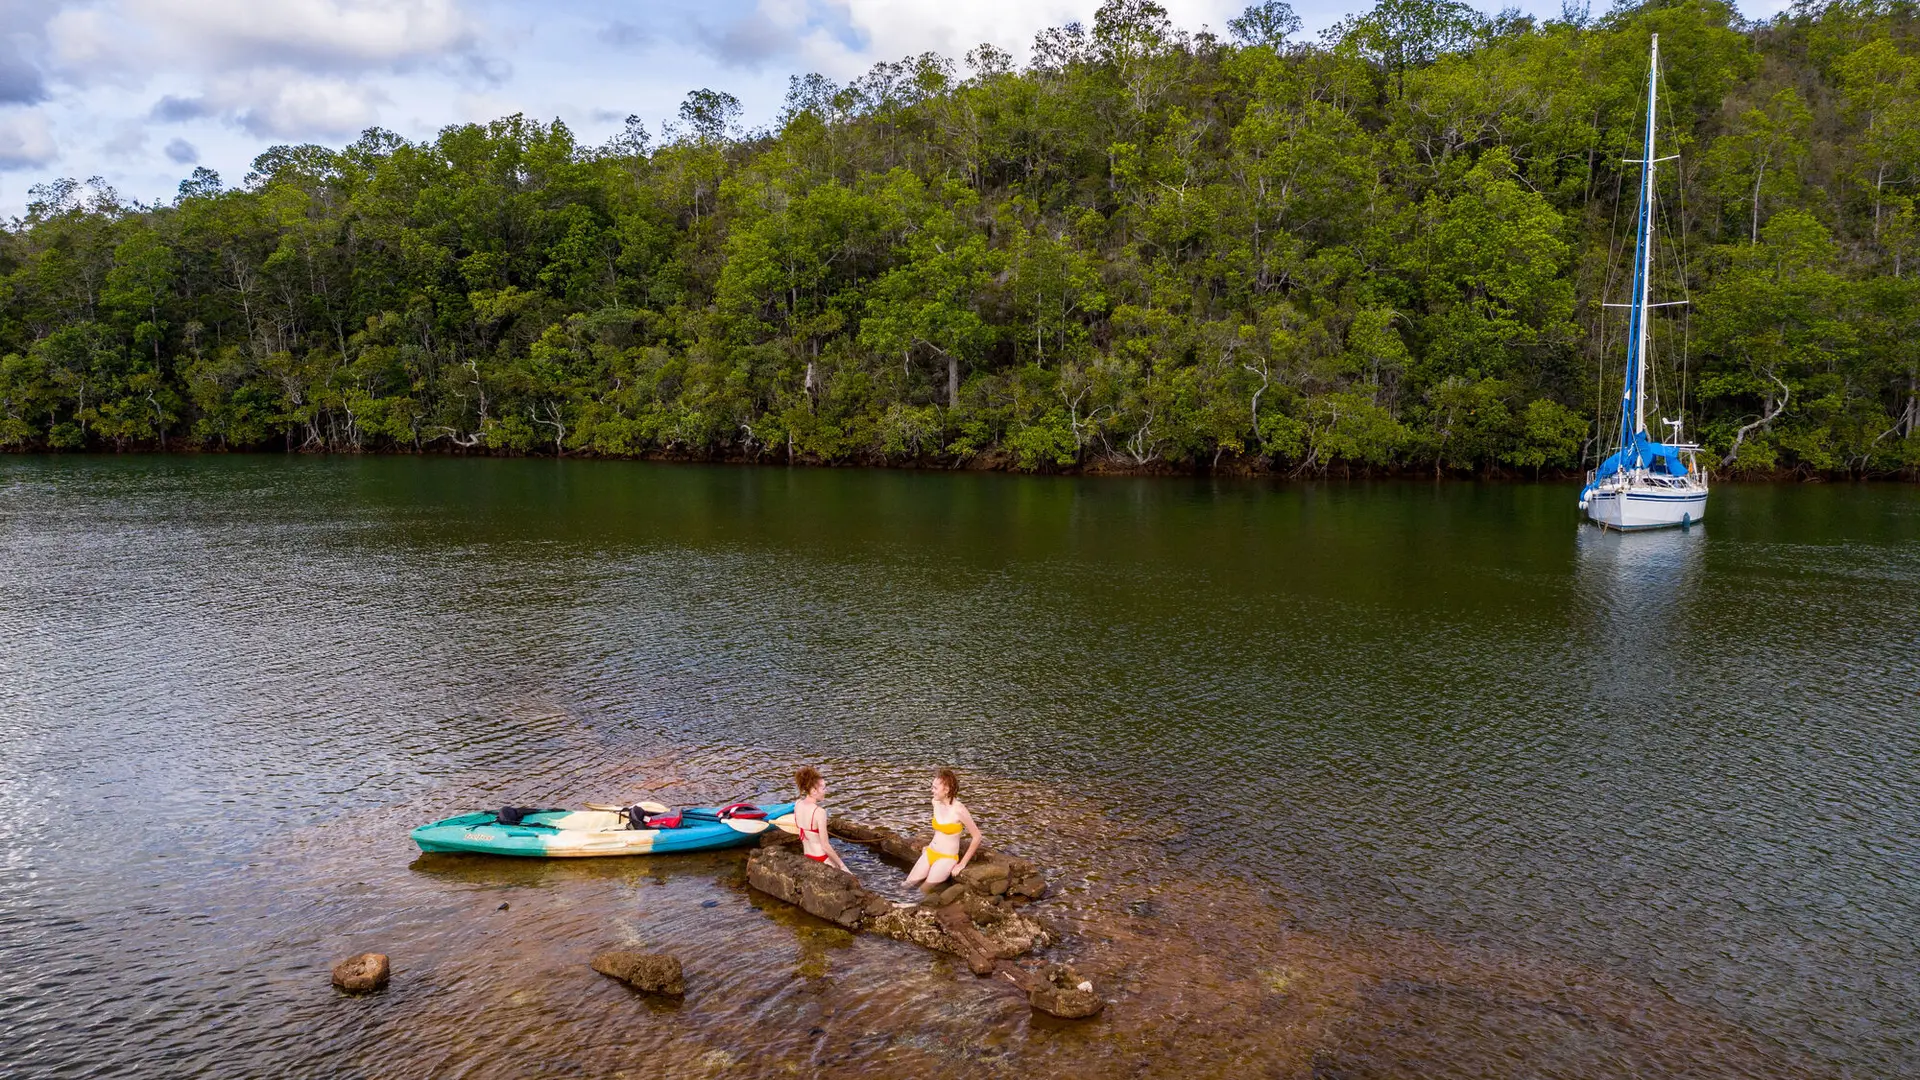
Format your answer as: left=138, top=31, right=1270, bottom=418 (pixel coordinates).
left=2, top=456, right=1915, bottom=1078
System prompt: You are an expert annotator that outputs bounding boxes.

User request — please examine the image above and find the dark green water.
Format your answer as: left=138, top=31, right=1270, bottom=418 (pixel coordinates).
left=2, top=456, right=1916, bottom=1077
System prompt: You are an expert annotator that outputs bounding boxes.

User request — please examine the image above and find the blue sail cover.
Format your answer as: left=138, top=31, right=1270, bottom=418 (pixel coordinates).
left=1593, top=431, right=1690, bottom=484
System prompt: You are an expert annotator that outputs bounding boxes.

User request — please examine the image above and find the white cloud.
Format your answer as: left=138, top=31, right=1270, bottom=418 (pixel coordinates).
left=0, top=107, right=57, bottom=169
left=453, top=89, right=527, bottom=125
left=695, top=0, right=1244, bottom=75
left=40, top=0, right=477, bottom=154
left=102, top=120, right=148, bottom=157
left=50, top=0, right=482, bottom=76
left=827, top=0, right=1095, bottom=64
left=42, top=8, right=119, bottom=75
left=214, top=71, right=392, bottom=137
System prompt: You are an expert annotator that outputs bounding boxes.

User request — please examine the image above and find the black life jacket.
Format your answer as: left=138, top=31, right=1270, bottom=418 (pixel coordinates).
left=495, top=806, right=564, bottom=827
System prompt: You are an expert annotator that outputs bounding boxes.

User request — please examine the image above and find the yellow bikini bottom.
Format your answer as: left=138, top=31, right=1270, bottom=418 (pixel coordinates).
left=925, top=848, right=957, bottom=863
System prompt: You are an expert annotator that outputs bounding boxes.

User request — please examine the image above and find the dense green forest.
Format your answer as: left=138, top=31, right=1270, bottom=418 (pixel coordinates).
left=2, top=0, right=1917, bottom=476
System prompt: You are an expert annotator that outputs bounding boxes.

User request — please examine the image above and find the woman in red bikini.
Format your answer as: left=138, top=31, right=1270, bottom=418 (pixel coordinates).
left=905, top=768, right=980, bottom=894
left=793, top=766, right=851, bottom=873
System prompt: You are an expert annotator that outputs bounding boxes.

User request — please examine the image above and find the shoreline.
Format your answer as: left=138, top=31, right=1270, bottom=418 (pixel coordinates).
left=4, top=445, right=1915, bottom=484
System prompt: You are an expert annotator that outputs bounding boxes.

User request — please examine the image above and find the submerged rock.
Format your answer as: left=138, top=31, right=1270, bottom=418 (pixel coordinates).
left=591, top=951, right=686, bottom=996
left=331, top=952, right=390, bottom=994
left=1027, top=964, right=1104, bottom=1019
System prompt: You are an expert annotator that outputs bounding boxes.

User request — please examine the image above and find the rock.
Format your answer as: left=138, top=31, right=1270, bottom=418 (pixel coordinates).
left=957, top=861, right=1010, bottom=889
left=877, top=831, right=926, bottom=864
left=824, top=817, right=889, bottom=844
left=590, top=951, right=685, bottom=996
left=994, top=961, right=1038, bottom=992
left=867, top=904, right=956, bottom=952
left=991, top=911, right=1054, bottom=958
left=957, top=852, right=1047, bottom=903
left=1012, top=874, right=1047, bottom=901
left=746, top=845, right=892, bottom=930
left=935, top=902, right=1003, bottom=975
left=958, top=892, right=1010, bottom=926
left=864, top=898, right=1053, bottom=977
left=1028, top=964, right=1104, bottom=1019
left=748, top=818, right=1054, bottom=973
left=331, top=952, right=390, bottom=994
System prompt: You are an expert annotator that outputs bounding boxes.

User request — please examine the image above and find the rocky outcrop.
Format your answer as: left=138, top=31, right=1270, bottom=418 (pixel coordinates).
left=331, top=952, right=390, bottom=994
left=591, top=951, right=686, bottom=996
left=747, top=820, right=1109, bottom=1015
left=745, top=843, right=894, bottom=930
left=936, top=901, right=1023, bottom=974
left=745, top=840, right=1054, bottom=973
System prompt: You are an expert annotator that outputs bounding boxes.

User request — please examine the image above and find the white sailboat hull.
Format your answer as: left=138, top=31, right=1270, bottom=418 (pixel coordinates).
left=1584, top=486, right=1706, bottom=530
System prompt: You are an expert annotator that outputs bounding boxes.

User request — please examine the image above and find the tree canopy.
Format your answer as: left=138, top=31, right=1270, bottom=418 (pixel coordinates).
left=3, top=0, right=1917, bottom=477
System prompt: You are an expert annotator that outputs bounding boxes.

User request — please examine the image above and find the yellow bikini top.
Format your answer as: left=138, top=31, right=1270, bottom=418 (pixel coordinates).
left=931, top=814, right=963, bottom=835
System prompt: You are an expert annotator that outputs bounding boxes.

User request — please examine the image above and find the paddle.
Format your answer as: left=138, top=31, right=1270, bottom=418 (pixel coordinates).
left=724, top=818, right=771, bottom=835
left=769, top=812, right=800, bottom=835
left=585, top=801, right=670, bottom=814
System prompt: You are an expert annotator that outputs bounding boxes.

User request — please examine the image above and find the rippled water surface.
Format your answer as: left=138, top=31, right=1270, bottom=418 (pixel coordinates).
left=2, top=456, right=1916, bottom=1078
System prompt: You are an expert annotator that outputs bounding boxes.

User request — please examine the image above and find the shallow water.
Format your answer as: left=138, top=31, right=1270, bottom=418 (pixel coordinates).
left=1, top=456, right=1915, bottom=1078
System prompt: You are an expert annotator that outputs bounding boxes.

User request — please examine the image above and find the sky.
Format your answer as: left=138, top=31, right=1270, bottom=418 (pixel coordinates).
left=0, top=0, right=1787, bottom=219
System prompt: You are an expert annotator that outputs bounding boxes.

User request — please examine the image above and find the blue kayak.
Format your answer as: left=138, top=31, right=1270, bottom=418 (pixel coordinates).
left=411, top=802, right=797, bottom=858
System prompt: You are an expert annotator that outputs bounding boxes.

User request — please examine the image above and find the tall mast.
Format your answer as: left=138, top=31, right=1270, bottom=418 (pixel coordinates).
left=1622, top=34, right=1660, bottom=448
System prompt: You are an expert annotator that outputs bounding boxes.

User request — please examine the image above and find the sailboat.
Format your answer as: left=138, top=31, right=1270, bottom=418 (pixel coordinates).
left=1579, top=34, right=1708, bottom=531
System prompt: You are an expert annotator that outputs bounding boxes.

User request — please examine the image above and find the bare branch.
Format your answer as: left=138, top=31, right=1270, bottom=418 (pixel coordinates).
left=1721, top=373, right=1790, bottom=468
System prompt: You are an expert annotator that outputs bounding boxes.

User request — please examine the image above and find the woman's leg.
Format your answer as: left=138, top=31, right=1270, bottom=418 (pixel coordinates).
left=921, top=853, right=958, bottom=892
left=904, top=851, right=931, bottom=887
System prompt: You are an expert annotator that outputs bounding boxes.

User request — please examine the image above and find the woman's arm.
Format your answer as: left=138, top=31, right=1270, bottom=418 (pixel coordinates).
left=818, top=805, right=850, bottom=873
left=954, top=802, right=982, bottom=873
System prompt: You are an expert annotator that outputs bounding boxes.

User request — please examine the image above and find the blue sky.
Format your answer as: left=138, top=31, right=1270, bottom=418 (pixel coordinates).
left=0, top=0, right=1786, bottom=218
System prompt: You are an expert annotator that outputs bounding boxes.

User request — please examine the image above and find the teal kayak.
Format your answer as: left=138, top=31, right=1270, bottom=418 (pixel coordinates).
left=410, top=802, right=797, bottom=858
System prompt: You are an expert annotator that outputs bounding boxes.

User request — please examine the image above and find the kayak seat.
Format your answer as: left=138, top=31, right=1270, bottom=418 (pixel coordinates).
left=623, top=806, right=685, bottom=830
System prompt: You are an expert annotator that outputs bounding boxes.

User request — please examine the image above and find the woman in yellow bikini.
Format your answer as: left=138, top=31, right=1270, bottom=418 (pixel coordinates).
left=905, top=768, right=980, bottom=894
